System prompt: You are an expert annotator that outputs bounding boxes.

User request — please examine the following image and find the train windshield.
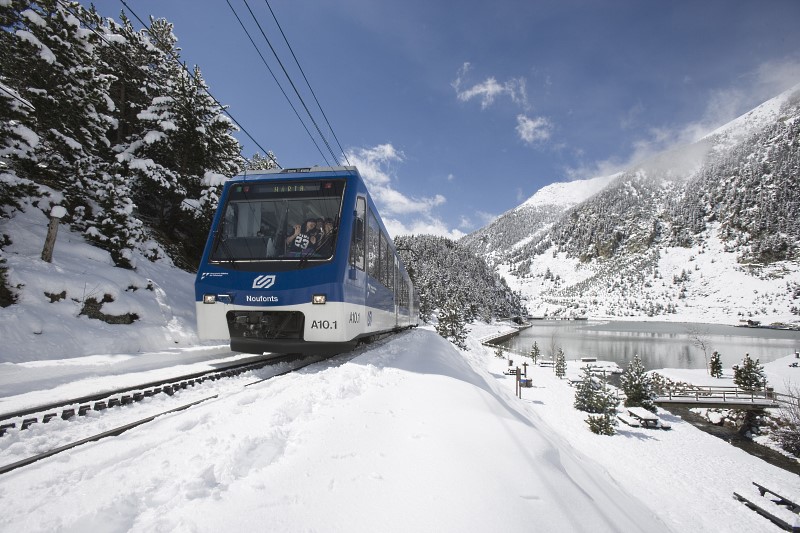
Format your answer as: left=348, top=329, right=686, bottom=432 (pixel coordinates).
left=209, top=179, right=344, bottom=264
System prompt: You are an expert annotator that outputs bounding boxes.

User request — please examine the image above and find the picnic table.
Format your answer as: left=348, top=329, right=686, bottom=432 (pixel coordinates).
left=626, top=407, right=661, bottom=428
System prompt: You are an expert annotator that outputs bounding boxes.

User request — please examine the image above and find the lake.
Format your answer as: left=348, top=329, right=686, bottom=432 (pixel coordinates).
left=500, top=320, right=800, bottom=371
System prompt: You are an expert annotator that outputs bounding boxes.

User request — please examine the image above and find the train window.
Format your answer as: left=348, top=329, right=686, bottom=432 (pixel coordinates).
left=378, top=231, right=385, bottom=286
left=350, top=197, right=366, bottom=271
left=382, top=236, right=393, bottom=290
left=367, top=211, right=380, bottom=280
left=209, top=180, right=344, bottom=263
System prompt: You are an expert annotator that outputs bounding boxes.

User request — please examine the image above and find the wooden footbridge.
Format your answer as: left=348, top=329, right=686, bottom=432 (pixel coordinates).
left=655, top=386, right=782, bottom=410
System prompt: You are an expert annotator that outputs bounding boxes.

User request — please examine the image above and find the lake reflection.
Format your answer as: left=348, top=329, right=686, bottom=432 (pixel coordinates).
left=501, top=321, right=800, bottom=371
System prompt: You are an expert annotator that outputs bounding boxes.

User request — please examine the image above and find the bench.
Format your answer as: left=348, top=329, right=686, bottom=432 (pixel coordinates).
left=626, top=407, right=671, bottom=430
left=753, top=482, right=800, bottom=512
left=734, top=483, right=800, bottom=532
left=617, top=412, right=641, bottom=427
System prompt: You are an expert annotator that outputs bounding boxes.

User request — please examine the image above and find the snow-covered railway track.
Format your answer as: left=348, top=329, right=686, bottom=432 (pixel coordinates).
left=0, top=352, right=305, bottom=432
left=0, top=352, right=332, bottom=475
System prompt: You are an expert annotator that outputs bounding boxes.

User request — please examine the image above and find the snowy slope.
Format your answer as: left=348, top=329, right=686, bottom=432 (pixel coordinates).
left=518, top=172, right=619, bottom=209
left=0, top=325, right=798, bottom=532
left=0, top=204, right=200, bottom=362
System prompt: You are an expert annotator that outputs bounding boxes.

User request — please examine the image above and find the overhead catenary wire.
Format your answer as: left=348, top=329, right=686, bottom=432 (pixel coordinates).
left=224, top=0, right=333, bottom=168
left=261, top=0, right=350, bottom=166
left=54, top=0, right=259, bottom=172
left=0, top=82, right=36, bottom=112
left=117, top=0, right=282, bottom=169
left=239, top=0, right=342, bottom=167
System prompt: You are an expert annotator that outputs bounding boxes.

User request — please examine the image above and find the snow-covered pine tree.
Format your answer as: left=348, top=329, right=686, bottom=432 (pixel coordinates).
left=435, top=303, right=469, bottom=349
left=2, top=1, right=116, bottom=226
left=243, top=152, right=279, bottom=171
left=619, top=354, right=656, bottom=412
left=0, top=79, right=39, bottom=208
left=709, top=351, right=723, bottom=378
left=573, top=366, right=597, bottom=412
left=586, top=376, right=618, bottom=435
left=555, top=348, right=566, bottom=378
left=733, top=353, right=767, bottom=391
left=171, top=66, right=240, bottom=262
left=117, top=17, right=185, bottom=232
left=394, top=234, right=525, bottom=324
left=87, top=167, right=142, bottom=268
left=529, top=341, right=540, bottom=363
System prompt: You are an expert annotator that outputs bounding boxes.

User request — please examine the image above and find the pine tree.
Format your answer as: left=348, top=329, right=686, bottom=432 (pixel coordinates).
left=529, top=341, right=540, bottom=363
left=586, top=376, right=618, bottom=435
left=709, top=351, right=723, bottom=378
left=574, top=366, right=597, bottom=412
left=435, top=303, right=469, bottom=349
left=619, top=354, right=656, bottom=412
left=733, top=353, right=767, bottom=391
left=0, top=79, right=39, bottom=208
left=2, top=1, right=116, bottom=223
left=555, top=348, right=566, bottom=378
left=244, top=152, right=279, bottom=171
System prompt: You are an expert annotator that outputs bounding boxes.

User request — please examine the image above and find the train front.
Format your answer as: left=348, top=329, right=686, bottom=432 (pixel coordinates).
left=194, top=168, right=358, bottom=355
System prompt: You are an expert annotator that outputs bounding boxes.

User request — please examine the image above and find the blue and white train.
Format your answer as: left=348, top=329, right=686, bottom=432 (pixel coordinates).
left=195, top=166, right=419, bottom=355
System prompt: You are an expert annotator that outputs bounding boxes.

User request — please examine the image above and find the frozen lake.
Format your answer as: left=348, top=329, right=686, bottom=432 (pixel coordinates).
left=501, top=320, right=800, bottom=370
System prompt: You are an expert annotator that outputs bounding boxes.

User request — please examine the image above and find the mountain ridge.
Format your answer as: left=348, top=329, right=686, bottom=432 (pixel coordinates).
left=463, top=84, right=800, bottom=324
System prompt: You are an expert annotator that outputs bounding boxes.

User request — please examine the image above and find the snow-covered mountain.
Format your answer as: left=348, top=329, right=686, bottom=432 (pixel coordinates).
left=461, top=173, right=617, bottom=261
left=462, top=84, right=800, bottom=325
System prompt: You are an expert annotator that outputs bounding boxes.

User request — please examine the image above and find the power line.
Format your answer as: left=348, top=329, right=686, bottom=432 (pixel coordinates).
left=224, top=0, right=332, bottom=168
left=0, top=83, right=36, bottom=112
left=240, top=0, right=341, bottom=166
left=118, top=0, right=282, bottom=169
left=261, top=0, right=350, bottom=166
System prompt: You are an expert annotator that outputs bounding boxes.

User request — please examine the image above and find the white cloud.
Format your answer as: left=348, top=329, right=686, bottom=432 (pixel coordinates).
left=384, top=216, right=466, bottom=240
left=347, top=143, right=402, bottom=186
left=516, top=114, right=551, bottom=145
left=345, top=143, right=464, bottom=239
left=566, top=56, right=800, bottom=182
left=452, top=62, right=529, bottom=110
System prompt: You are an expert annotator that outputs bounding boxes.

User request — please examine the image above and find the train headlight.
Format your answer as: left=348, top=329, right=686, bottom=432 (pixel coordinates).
left=203, top=294, right=216, bottom=304
left=312, top=294, right=327, bottom=305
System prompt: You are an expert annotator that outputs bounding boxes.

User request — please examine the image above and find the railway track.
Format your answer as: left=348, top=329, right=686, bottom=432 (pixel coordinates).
left=0, top=351, right=332, bottom=475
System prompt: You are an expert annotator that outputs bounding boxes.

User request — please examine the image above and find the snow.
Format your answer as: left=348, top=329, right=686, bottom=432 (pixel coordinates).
left=14, top=29, right=56, bottom=64
left=704, top=82, right=800, bottom=145
left=19, top=9, right=46, bottom=28
left=49, top=205, right=67, bottom=219
left=502, top=220, right=800, bottom=326
left=1, top=206, right=799, bottom=532
left=519, top=173, right=620, bottom=209
left=143, top=130, right=166, bottom=144
left=202, top=170, right=228, bottom=187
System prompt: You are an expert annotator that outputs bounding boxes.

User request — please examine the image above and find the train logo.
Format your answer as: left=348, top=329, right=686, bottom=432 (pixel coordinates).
left=252, top=274, right=276, bottom=289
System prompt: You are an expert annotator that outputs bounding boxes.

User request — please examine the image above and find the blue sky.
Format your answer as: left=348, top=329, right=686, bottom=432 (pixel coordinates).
left=94, top=0, right=800, bottom=238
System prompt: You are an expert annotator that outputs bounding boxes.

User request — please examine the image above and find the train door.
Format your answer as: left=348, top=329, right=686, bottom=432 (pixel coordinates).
left=394, top=257, right=399, bottom=327
left=347, top=196, right=367, bottom=338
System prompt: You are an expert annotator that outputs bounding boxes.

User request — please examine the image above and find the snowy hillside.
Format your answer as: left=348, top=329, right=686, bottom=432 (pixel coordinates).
left=467, top=85, right=800, bottom=325
left=460, top=173, right=618, bottom=259
left=0, top=204, right=199, bottom=362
